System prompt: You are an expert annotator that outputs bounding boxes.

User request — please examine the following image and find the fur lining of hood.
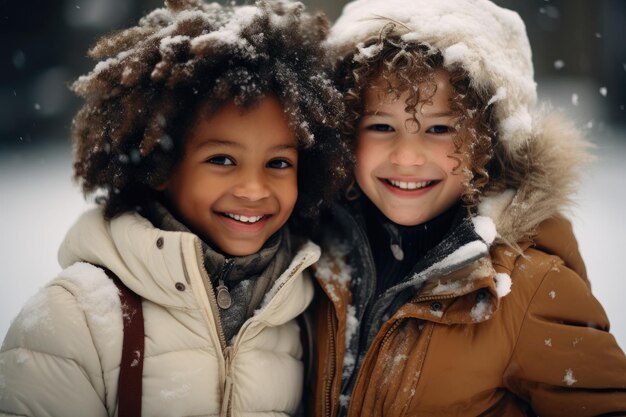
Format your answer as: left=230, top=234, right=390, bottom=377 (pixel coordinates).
left=478, top=112, right=592, bottom=248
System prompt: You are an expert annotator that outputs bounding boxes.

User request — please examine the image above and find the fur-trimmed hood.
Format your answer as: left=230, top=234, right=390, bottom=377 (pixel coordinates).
left=478, top=112, right=591, bottom=246
left=328, top=0, right=592, bottom=246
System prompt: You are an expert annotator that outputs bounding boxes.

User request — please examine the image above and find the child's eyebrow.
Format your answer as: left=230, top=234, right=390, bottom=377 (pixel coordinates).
left=420, top=111, right=455, bottom=118
left=195, top=138, right=242, bottom=149
left=195, top=139, right=297, bottom=151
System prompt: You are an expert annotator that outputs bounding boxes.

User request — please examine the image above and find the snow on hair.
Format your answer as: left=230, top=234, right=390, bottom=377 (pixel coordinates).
left=334, top=34, right=495, bottom=208
left=71, top=0, right=350, bottom=219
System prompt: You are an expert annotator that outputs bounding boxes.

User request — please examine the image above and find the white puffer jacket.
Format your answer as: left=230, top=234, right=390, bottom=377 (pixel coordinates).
left=0, top=208, right=317, bottom=417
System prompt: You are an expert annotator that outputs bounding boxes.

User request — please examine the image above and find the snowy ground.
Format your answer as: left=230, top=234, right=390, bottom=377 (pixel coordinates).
left=1, top=125, right=625, bottom=351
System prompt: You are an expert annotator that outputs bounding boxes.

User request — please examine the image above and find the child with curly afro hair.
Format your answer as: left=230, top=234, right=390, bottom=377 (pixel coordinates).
left=0, top=1, right=350, bottom=416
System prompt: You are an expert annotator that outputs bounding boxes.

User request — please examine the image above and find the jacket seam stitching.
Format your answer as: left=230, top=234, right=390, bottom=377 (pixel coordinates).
left=48, top=280, right=110, bottom=405
left=1, top=345, right=91, bottom=367
left=502, top=256, right=558, bottom=386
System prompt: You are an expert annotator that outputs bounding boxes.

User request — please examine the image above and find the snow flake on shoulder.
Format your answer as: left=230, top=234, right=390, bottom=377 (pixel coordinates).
left=315, top=242, right=353, bottom=286
left=314, top=242, right=353, bottom=307
left=494, top=273, right=512, bottom=298
left=56, top=262, right=121, bottom=327
left=470, top=297, right=493, bottom=322
left=471, top=215, right=496, bottom=245
left=431, top=279, right=474, bottom=297
left=434, top=241, right=488, bottom=273
left=14, top=288, right=52, bottom=334
left=563, top=368, right=577, bottom=386
left=342, top=304, right=359, bottom=377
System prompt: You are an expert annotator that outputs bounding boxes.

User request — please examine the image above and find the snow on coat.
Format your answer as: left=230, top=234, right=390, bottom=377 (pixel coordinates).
left=309, top=1, right=626, bottom=414
left=308, top=114, right=626, bottom=415
left=0, top=208, right=318, bottom=417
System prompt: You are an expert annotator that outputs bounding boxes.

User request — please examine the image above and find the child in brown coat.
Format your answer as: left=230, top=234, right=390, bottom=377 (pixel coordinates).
left=309, top=0, right=626, bottom=415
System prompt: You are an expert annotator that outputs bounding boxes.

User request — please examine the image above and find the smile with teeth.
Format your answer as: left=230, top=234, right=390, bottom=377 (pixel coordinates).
left=224, top=213, right=265, bottom=223
left=385, top=179, right=433, bottom=190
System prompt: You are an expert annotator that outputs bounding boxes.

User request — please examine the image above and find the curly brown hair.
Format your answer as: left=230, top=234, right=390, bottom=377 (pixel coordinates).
left=71, top=0, right=350, bottom=221
left=334, top=28, right=499, bottom=208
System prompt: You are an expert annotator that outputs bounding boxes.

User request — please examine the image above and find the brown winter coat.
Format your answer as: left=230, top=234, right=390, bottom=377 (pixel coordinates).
left=308, top=115, right=626, bottom=416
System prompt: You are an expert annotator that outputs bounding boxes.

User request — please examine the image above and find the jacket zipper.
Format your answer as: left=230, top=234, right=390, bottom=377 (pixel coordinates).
left=345, top=295, right=455, bottom=413
left=324, top=305, right=338, bottom=417
left=271, top=258, right=306, bottom=298
left=222, top=345, right=234, bottom=417
left=222, top=255, right=310, bottom=416
left=185, top=239, right=315, bottom=415
left=378, top=318, right=404, bottom=349
left=411, top=293, right=458, bottom=304
left=220, top=257, right=310, bottom=416
left=190, top=239, right=228, bottom=350
left=344, top=318, right=404, bottom=417
left=183, top=240, right=232, bottom=412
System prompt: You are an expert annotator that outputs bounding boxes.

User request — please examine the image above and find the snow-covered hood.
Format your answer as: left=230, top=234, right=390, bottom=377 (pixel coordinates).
left=478, top=112, right=590, bottom=246
left=328, top=0, right=591, bottom=245
left=328, top=0, right=536, bottom=151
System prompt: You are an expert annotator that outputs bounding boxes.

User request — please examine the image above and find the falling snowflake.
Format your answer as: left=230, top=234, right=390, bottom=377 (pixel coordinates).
left=571, top=93, right=579, bottom=106
left=553, top=60, right=565, bottom=70
left=599, top=87, right=607, bottom=97
left=544, top=338, right=552, bottom=347
left=563, top=368, right=577, bottom=386
left=548, top=290, right=556, bottom=299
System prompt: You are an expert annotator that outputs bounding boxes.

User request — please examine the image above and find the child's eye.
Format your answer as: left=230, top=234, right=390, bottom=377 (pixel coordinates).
left=206, top=155, right=235, bottom=166
left=426, top=125, right=455, bottom=134
left=267, top=159, right=293, bottom=169
left=366, top=123, right=394, bottom=133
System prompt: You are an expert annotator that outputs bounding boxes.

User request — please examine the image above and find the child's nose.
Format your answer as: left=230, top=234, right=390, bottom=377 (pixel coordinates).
left=389, top=137, right=426, bottom=166
left=232, top=170, right=272, bottom=201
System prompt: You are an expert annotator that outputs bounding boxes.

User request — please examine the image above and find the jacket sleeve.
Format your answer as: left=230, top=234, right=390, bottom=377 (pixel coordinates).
left=0, top=284, right=109, bottom=417
left=503, top=255, right=626, bottom=416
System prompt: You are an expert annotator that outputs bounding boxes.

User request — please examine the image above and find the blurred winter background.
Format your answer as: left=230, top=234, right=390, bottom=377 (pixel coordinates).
left=1, top=0, right=625, bottom=350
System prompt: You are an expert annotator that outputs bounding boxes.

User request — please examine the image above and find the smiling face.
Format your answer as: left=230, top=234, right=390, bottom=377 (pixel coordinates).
left=162, top=96, right=298, bottom=256
left=355, top=69, right=467, bottom=226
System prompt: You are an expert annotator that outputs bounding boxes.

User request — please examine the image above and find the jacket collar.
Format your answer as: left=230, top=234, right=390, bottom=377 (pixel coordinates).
left=58, top=208, right=319, bottom=311
left=315, top=201, right=502, bottom=328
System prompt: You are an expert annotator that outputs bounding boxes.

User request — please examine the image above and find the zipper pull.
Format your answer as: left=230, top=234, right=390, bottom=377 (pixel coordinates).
left=215, top=259, right=234, bottom=310
left=216, top=279, right=232, bottom=310
left=390, top=243, right=404, bottom=261
left=382, top=222, right=404, bottom=261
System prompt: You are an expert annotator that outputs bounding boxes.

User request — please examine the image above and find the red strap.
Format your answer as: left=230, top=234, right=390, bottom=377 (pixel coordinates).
left=104, top=268, right=144, bottom=417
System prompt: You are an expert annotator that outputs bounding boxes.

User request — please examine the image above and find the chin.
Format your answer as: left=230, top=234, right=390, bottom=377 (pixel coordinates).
left=383, top=211, right=424, bottom=227
left=221, top=243, right=263, bottom=257
left=392, top=218, right=424, bottom=227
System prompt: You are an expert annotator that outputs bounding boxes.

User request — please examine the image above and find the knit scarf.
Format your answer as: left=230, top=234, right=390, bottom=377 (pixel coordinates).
left=142, top=201, right=292, bottom=343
